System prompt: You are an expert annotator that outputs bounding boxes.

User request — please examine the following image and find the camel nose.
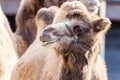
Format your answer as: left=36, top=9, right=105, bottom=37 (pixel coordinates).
left=40, top=32, right=51, bottom=42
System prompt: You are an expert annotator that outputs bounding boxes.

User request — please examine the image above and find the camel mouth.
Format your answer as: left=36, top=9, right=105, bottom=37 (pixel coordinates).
left=67, top=38, right=93, bottom=53
left=41, top=38, right=59, bottom=46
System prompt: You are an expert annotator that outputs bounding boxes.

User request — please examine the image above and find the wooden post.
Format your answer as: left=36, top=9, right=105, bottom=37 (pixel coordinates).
left=99, top=0, right=106, bottom=59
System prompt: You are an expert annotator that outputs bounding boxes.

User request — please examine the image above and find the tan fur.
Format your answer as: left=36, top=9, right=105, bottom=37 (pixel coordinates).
left=0, top=6, right=18, bottom=80
left=11, top=1, right=111, bottom=80
left=11, top=6, right=59, bottom=80
left=14, top=34, right=28, bottom=57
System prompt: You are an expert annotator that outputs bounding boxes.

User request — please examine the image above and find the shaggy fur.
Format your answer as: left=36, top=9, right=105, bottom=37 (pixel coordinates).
left=15, top=0, right=100, bottom=57
left=11, top=1, right=111, bottom=80
left=0, top=6, right=18, bottom=80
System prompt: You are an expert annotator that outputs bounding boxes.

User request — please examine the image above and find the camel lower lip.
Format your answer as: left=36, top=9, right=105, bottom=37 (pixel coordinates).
left=42, top=41, right=55, bottom=46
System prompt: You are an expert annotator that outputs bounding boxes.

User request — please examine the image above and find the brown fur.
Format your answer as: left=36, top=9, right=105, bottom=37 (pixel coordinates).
left=0, top=6, right=18, bottom=80
left=15, top=0, right=100, bottom=57
left=15, top=0, right=41, bottom=57
left=11, top=1, right=111, bottom=80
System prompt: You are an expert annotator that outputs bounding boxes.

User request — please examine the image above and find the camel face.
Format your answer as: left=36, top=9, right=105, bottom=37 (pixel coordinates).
left=40, top=9, right=111, bottom=54
left=40, top=0, right=91, bottom=46
left=40, top=19, right=92, bottom=55
left=40, top=20, right=91, bottom=43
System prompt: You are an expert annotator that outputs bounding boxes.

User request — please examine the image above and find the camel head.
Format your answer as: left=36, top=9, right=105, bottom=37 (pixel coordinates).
left=40, top=12, right=111, bottom=54
left=40, top=1, right=111, bottom=56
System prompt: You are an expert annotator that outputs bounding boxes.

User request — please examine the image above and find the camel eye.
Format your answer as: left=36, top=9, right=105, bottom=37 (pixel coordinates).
left=73, top=25, right=83, bottom=36
left=44, top=27, right=55, bottom=32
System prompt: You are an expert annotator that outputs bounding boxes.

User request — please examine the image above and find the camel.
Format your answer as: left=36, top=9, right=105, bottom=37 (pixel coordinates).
left=10, top=6, right=60, bottom=80
left=0, top=6, right=18, bottom=80
left=15, top=0, right=100, bottom=57
left=15, top=0, right=62, bottom=57
left=15, top=6, right=59, bottom=57
left=39, top=2, right=111, bottom=80
left=10, top=1, right=111, bottom=80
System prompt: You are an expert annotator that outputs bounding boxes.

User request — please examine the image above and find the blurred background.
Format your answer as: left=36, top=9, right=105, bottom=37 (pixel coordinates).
left=0, top=0, right=120, bottom=80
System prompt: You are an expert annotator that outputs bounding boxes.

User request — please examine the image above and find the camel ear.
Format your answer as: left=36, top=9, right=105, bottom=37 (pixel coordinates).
left=93, top=18, right=111, bottom=33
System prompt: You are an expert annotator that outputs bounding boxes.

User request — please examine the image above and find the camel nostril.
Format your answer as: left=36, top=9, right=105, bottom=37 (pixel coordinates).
left=40, top=33, right=47, bottom=42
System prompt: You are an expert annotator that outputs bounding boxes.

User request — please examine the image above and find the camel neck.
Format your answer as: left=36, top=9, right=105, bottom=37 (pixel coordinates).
left=60, top=42, right=99, bottom=80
